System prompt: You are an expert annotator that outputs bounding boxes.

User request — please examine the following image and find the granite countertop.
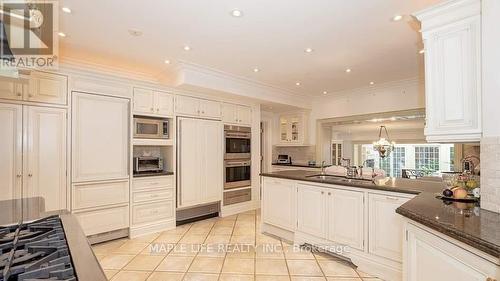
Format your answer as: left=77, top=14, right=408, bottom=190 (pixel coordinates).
left=272, top=163, right=331, bottom=169
left=133, top=171, right=174, bottom=178
left=260, top=170, right=500, bottom=258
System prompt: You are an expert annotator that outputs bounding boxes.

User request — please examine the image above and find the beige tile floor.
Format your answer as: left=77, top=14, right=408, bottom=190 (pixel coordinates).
left=92, top=210, right=383, bottom=281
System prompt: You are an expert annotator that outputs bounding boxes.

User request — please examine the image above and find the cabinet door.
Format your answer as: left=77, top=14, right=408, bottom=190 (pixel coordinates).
left=175, top=95, right=200, bottom=116
left=297, top=184, right=327, bottom=238
left=368, top=193, right=410, bottom=262
left=200, top=119, right=222, bottom=203
left=0, top=80, right=23, bottom=100
left=423, top=18, right=481, bottom=142
left=27, top=72, right=67, bottom=105
left=405, top=223, right=497, bottom=281
left=72, top=93, right=129, bottom=182
left=327, top=188, right=364, bottom=250
left=199, top=100, right=221, bottom=119
left=262, top=178, right=296, bottom=231
left=24, top=106, right=67, bottom=211
left=0, top=103, right=22, bottom=201
left=221, top=103, right=238, bottom=124
left=133, top=88, right=155, bottom=114
left=279, top=117, right=289, bottom=143
left=155, top=91, right=174, bottom=116
left=177, top=118, right=201, bottom=207
left=237, top=106, right=252, bottom=125
left=289, top=116, right=301, bottom=143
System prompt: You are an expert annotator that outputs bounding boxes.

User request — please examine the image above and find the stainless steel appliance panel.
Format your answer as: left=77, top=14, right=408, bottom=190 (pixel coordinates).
left=224, top=159, right=251, bottom=189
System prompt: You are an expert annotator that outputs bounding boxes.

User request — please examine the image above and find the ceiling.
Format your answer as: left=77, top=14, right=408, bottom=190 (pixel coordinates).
left=59, top=0, right=442, bottom=97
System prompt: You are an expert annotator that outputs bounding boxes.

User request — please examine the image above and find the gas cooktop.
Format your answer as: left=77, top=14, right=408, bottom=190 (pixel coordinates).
left=0, top=216, right=76, bottom=281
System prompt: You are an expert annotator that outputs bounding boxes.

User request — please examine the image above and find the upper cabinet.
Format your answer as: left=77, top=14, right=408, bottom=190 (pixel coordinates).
left=0, top=71, right=67, bottom=105
left=133, top=88, right=174, bottom=117
left=414, top=0, right=482, bottom=142
left=175, top=95, right=221, bottom=119
left=221, top=103, right=252, bottom=125
left=278, top=111, right=309, bottom=146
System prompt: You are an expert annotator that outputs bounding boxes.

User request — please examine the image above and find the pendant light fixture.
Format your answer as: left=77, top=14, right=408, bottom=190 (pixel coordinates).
left=373, top=126, right=395, bottom=158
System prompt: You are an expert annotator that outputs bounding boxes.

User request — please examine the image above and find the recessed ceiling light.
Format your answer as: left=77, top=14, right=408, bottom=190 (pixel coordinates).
left=419, top=49, right=425, bottom=54
left=164, top=59, right=171, bottom=64
left=231, top=9, right=243, bottom=17
left=345, top=68, right=352, bottom=73
left=253, top=68, right=260, bottom=72
left=58, top=32, right=66, bottom=37
left=61, top=7, right=72, bottom=14
left=370, top=81, right=375, bottom=85
left=304, top=48, right=313, bottom=53
left=392, top=14, right=403, bottom=21
left=128, top=29, right=142, bottom=36
left=295, top=82, right=301, bottom=86
left=323, top=91, right=328, bottom=95
left=183, top=45, right=191, bottom=51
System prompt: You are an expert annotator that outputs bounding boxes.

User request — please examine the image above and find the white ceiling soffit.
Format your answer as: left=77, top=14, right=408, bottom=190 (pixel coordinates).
left=59, top=0, right=442, bottom=98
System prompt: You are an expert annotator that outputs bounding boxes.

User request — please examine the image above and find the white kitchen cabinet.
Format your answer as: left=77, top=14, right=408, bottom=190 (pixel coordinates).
left=221, top=103, right=252, bottom=125
left=262, top=177, right=296, bottom=231
left=175, top=95, right=221, bottom=119
left=0, top=80, right=24, bottom=101
left=74, top=205, right=129, bottom=236
left=369, top=193, right=411, bottom=262
left=404, top=222, right=499, bottom=281
left=0, top=103, right=23, bottom=201
left=297, top=184, right=327, bottom=238
left=72, top=92, right=130, bottom=182
left=177, top=117, right=222, bottom=208
left=27, top=72, right=68, bottom=105
left=278, top=111, right=309, bottom=146
left=0, top=103, right=67, bottom=211
left=23, top=106, right=67, bottom=212
left=133, top=88, right=174, bottom=116
left=414, top=0, right=482, bottom=142
left=327, top=188, right=364, bottom=250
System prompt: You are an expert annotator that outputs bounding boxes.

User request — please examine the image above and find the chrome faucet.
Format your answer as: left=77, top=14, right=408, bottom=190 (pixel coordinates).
left=320, top=161, right=326, bottom=175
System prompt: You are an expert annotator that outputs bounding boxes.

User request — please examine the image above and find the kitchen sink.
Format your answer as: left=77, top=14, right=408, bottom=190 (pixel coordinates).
left=305, top=174, right=374, bottom=185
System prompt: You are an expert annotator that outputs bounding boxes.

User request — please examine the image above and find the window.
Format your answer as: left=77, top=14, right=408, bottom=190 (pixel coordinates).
left=449, top=147, right=455, bottom=171
left=392, top=147, right=406, bottom=178
left=415, top=146, right=440, bottom=174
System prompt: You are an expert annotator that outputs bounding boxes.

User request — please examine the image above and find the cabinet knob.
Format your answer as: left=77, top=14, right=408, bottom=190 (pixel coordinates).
left=150, top=107, right=154, bottom=112
left=156, top=108, right=160, bottom=112
left=16, top=174, right=22, bottom=178
left=202, top=111, right=205, bottom=114
left=28, top=94, right=33, bottom=98
left=28, top=173, right=33, bottom=177
left=328, top=192, right=331, bottom=196
left=321, top=191, right=325, bottom=195
left=17, top=93, right=22, bottom=97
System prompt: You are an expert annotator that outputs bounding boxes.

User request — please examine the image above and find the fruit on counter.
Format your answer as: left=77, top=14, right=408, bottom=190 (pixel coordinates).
left=443, top=189, right=453, bottom=197
left=452, top=187, right=468, bottom=199
left=466, top=179, right=478, bottom=190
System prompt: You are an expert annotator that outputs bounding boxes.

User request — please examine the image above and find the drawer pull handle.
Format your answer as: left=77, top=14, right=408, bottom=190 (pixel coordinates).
left=386, top=197, right=400, bottom=201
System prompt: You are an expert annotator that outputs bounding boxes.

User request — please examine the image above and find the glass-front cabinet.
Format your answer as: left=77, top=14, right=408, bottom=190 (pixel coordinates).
left=279, top=112, right=308, bottom=145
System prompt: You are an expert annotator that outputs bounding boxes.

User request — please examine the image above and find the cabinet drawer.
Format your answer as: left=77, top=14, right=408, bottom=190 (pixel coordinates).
left=73, top=180, right=129, bottom=210
left=132, top=200, right=174, bottom=225
left=133, top=189, right=173, bottom=203
left=132, top=176, right=173, bottom=191
left=74, top=205, right=129, bottom=236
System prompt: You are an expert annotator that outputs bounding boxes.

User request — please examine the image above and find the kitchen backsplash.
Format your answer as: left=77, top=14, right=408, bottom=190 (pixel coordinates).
left=480, top=137, right=500, bottom=213
left=273, top=146, right=316, bottom=164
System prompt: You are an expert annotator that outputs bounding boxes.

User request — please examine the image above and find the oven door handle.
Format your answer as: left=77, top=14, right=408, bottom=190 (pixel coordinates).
left=224, top=161, right=251, bottom=167
left=225, top=132, right=251, bottom=139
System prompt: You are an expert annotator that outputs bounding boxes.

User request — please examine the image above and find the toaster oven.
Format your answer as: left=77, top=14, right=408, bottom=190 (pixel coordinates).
left=133, top=156, right=164, bottom=173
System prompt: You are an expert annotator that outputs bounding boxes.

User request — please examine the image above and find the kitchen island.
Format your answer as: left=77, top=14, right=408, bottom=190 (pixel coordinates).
left=260, top=170, right=499, bottom=281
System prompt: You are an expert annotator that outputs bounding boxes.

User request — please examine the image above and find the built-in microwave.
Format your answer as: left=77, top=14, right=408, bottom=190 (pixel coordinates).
left=224, top=125, right=251, bottom=160
left=134, top=117, right=169, bottom=139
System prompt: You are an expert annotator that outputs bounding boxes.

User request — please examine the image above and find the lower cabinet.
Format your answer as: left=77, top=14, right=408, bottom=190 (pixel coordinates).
left=328, top=188, right=364, bottom=250
left=369, top=193, right=411, bottom=262
left=262, top=177, right=296, bottom=231
left=297, top=184, right=327, bottom=238
left=74, top=205, right=129, bottom=236
left=130, top=176, right=175, bottom=237
left=404, top=222, right=499, bottom=281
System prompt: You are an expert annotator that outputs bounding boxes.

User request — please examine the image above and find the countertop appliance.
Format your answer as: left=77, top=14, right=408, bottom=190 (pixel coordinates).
left=0, top=197, right=107, bottom=281
left=133, top=116, right=169, bottom=139
left=133, top=156, right=164, bottom=173
left=224, top=159, right=251, bottom=189
left=276, top=154, right=291, bottom=164
left=224, top=125, right=251, bottom=160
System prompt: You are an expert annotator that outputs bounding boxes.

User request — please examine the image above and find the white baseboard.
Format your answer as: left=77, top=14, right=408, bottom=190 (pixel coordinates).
left=261, top=223, right=295, bottom=242
left=220, top=200, right=260, bottom=217
left=129, top=219, right=176, bottom=239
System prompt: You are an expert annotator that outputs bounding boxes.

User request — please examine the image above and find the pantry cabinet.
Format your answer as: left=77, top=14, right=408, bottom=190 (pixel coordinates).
left=0, top=103, right=67, bottom=211
left=133, top=88, right=174, bottom=117
left=221, top=103, right=252, bottom=125
left=404, top=221, right=499, bottom=281
left=262, top=177, right=296, bottom=231
left=278, top=111, right=309, bottom=146
left=414, top=0, right=482, bottom=142
left=369, top=193, right=411, bottom=262
left=175, top=95, right=221, bottom=119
